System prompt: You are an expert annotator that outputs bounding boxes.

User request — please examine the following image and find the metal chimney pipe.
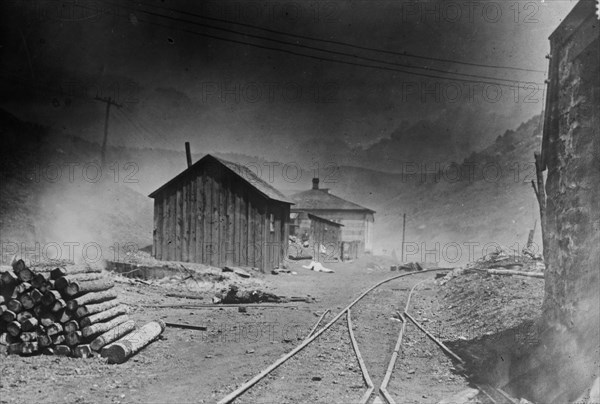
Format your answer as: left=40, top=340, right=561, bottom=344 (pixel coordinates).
left=185, top=142, right=192, bottom=168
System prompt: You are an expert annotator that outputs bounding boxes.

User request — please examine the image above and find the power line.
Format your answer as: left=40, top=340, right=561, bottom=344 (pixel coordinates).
left=114, top=108, right=147, bottom=136
left=98, top=0, right=543, bottom=86
left=2, top=70, right=168, bottom=146
left=115, top=0, right=545, bottom=74
left=113, top=108, right=174, bottom=150
left=115, top=108, right=165, bottom=141
left=0, top=71, right=154, bottom=150
left=0, top=70, right=152, bottom=144
left=90, top=2, right=543, bottom=89
left=132, top=113, right=168, bottom=140
left=112, top=108, right=150, bottom=143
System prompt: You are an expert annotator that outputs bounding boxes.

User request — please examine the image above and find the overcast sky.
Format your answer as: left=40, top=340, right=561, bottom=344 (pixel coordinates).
left=0, top=0, right=578, bottom=169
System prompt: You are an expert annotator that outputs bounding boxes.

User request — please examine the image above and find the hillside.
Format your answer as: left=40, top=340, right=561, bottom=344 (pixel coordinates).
left=0, top=109, right=543, bottom=267
left=0, top=110, right=153, bottom=263
left=374, top=116, right=544, bottom=265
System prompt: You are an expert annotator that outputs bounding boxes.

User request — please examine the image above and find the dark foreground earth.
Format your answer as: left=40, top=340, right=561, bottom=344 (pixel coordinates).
left=0, top=255, right=543, bottom=404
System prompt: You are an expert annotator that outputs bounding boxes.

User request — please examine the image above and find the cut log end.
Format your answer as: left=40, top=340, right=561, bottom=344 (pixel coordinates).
left=102, top=342, right=130, bottom=364
left=73, top=344, right=93, bottom=358
left=7, top=342, right=23, bottom=355
left=64, top=320, right=79, bottom=333
left=21, top=341, right=39, bottom=355
left=65, top=331, right=82, bottom=347
left=54, top=345, right=72, bottom=356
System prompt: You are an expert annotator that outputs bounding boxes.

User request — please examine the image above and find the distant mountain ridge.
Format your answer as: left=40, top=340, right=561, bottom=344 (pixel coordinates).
left=0, top=109, right=542, bottom=266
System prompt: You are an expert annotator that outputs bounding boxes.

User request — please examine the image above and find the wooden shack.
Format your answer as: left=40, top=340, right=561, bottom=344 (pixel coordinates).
left=148, top=154, right=293, bottom=272
left=290, top=178, right=375, bottom=255
left=290, top=212, right=343, bottom=261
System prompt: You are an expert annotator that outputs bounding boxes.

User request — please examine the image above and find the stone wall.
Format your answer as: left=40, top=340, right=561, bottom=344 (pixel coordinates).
left=543, top=10, right=599, bottom=333
left=539, top=2, right=599, bottom=401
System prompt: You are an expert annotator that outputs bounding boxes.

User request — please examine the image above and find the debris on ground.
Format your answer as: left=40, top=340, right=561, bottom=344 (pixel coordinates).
left=438, top=267, right=466, bottom=285
left=288, top=296, right=316, bottom=303
left=302, top=261, right=335, bottom=273
left=106, top=252, right=265, bottom=297
left=400, top=262, right=423, bottom=271
left=467, top=245, right=545, bottom=272
left=480, top=268, right=544, bottom=278
left=438, top=245, right=545, bottom=285
left=271, top=269, right=297, bottom=275
left=212, top=285, right=283, bottom=304
left=221, top=266, right=251, bottom=278
left=0, top=258, right=161, bottom=362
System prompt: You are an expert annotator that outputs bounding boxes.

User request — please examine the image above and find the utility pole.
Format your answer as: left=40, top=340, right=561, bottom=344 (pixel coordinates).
left=95, top=96, right=122, bottom=166
left=401, top=213, right=406, bottom=263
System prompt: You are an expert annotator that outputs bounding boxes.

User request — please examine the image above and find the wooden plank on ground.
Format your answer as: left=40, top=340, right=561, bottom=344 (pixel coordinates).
left=165, top=292, right=204, bottom=300
left=165, top=322, right=206, bottom=331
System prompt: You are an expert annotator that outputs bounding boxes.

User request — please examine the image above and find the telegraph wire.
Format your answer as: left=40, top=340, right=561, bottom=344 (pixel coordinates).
left=0, top=70, right=154, bottom=147
left=114, top=0, right=546, bottom=74
left=85, top=2, right=543, bottom=89
left=96, top=0, right=544, bottom=86
left=112, top=108, right=150, bottom=144
left=115, top=108, right=166, bottom=141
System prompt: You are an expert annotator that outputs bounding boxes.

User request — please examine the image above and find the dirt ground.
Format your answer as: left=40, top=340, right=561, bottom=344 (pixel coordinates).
left=0, top=256, right=543, bottom=404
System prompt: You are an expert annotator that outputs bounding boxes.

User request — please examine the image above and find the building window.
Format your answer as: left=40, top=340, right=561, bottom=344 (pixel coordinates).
left=270, top=214, right=275, bottom=232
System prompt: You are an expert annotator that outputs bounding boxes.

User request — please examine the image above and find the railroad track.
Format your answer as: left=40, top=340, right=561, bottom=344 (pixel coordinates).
left=217, top=269, right=516, bottom=404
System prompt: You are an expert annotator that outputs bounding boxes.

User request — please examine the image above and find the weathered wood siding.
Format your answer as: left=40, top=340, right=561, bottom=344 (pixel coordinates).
left=309, top=216, right=341, bottom=261
left=291, top=209, right=374, bottom=254
left=152, top=160, right=290, bottom=272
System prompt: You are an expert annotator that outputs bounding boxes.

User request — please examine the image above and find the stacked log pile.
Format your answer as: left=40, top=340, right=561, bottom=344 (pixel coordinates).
left=0, top=259, right=164, bottom=361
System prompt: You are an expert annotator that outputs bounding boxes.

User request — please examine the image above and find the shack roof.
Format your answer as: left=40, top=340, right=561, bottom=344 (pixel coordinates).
left=307, top=213, right=344, bottom=227
left=148, top=154, right=293, bottom=204
left=290, top=189, right=375, bottom=213
left=291, top=211, right=344, bottom=226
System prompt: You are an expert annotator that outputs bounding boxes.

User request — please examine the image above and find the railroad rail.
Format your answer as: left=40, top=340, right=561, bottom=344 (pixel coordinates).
left=378, top=279, right=427, bottom=404
left=217, top=269, right=515, bottom=404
